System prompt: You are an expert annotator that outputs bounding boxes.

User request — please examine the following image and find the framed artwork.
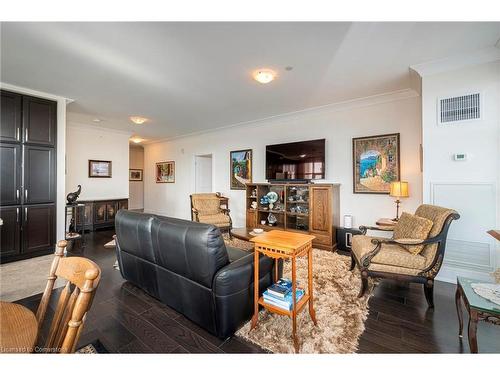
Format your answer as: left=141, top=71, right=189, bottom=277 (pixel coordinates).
left=230, top=149, right=252, bottom=190
left=88, top=160, right=112, bottom=178
left=156, top=161, right=175, bottom=183
left=129, top=169, right=143, bottom=181
left=352, top=133, right=400, bottom=194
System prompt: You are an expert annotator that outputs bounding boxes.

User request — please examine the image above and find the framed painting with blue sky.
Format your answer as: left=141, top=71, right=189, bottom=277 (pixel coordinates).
left=352, top=133, right=400, bottom=194
left=230, top=149, right=252, bottom=190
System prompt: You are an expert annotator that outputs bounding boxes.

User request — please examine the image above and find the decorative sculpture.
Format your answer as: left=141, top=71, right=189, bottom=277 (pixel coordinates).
left=66, top=185, right=81, bottom=205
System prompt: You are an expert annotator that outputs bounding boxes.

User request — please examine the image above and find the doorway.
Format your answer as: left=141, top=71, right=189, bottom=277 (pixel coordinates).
left=195, top=154, right=213, bottom=193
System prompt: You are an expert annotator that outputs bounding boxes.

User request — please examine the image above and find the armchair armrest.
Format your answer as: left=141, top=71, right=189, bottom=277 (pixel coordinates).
left=360, top=235, right=444, bottom=268
left=371, top=235, right=443, bottom=247
left=191, top=207, right=199, bottom=221
left=359, top=225, right=394, bottom=235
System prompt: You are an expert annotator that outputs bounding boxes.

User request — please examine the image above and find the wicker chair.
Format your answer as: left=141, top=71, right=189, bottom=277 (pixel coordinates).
left=190, top=193, right=232, bottom=238
left=350, top=204, right=460, bottom=308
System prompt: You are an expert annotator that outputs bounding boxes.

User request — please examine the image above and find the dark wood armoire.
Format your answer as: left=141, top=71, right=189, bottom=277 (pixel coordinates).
left=1, top=89, right=57, bottom=262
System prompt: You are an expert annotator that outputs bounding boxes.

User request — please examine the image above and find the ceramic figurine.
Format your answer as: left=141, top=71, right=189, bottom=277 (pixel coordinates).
left=66, top=185, right=81, bottom=205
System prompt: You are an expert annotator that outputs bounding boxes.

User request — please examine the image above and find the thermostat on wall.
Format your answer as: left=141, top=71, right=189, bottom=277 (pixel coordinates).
left=454, top=153, right=467, bottom=161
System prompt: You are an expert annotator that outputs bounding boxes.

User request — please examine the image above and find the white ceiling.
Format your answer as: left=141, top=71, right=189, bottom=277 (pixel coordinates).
left=1, top=22, right=500, bottom=141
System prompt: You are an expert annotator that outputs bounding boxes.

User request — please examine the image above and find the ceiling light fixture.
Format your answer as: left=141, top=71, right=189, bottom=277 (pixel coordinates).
left=132, top=138, right=142, bottom=144
left=253, top=69, right=276, bottom=84
left=130, top=116, right=148, bottom=125
left=92, top=118, right=102, bottom=123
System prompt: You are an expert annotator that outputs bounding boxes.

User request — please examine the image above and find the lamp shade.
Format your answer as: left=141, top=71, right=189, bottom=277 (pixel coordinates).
left=390, top=181, right=409, bottom=198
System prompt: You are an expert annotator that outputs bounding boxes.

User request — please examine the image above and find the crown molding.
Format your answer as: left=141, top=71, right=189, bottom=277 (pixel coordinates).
left=0, top=82, right=74, bottom=103
left=410, top=46, right=500, bottom=77
left=145, top=88, right=419, bottom=145
left=67, top=121, right=133, bottom=136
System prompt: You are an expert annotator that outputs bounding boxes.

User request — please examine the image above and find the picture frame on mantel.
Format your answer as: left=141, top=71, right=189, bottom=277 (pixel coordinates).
left=352, top=133, right=400, bottom=194
left=88, top=160, right=112, bottom=178
left=156, top=161, right=175, bottom=183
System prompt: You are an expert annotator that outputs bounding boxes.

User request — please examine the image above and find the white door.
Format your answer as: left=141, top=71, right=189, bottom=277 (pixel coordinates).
left=195, top=154, right=213, bottom=193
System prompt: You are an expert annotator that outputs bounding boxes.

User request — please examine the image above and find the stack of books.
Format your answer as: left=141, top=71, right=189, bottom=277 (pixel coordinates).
left=263, top=278, right=305, bottom=311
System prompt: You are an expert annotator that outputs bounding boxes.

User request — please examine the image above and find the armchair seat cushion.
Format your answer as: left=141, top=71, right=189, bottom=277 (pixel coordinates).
left=368, top=263, right=422, bottom=276
left=352, top=235, right=426, bottom=270
left=198, top=213, right=231, bottom=227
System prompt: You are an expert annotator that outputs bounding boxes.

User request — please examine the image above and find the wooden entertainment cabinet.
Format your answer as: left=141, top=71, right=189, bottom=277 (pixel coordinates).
left=245, top=183, right=340, bottom=251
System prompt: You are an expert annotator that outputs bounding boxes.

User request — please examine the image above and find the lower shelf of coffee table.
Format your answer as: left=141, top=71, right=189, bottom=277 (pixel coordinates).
left=258, top=294, right=310, bottom=317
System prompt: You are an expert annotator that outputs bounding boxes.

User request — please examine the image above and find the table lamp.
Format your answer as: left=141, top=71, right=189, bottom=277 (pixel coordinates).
left=389, top=181, right=409, bottom=221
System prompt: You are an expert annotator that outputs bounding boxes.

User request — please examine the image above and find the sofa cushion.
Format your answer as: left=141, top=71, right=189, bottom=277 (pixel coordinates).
left=226, top=246, right=250, bottom=262
left=393, top=212, right=433, bottom=255
left=352, top=235, right=426, bottom=270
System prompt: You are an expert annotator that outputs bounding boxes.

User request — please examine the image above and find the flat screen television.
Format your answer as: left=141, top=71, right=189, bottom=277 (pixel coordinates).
left=266, top=139, right=325, bottom=181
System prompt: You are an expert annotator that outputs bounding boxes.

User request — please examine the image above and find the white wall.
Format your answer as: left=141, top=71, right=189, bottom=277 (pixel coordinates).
left=421, top=60, right=500, bottom=282
left=66, top=124, right=131, bottom=201
left=144, top=90, right=423, bottom=228
left=0, top=82, right=68, bottom=241
left=129, top=145, right=144, bottom=209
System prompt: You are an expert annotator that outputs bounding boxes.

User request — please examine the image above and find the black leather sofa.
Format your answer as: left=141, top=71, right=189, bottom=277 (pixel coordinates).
left=115, top=210, right=279, bottom=338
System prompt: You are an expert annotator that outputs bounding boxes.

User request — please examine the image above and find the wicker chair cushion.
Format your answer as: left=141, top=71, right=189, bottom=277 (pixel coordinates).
left=414, top=204, right=457, bottom=266
left=351, top=235, right=426, bottom=270
left=393, top=212, right=433, bottom=255
left=197, top=213, right=231, bottom=227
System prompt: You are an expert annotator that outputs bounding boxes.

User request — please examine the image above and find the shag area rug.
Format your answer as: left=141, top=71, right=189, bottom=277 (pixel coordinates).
left=236, top=249, right=372, bottom=353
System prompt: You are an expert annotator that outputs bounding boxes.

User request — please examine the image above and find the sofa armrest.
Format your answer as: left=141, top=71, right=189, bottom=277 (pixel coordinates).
left=213, top=252, right=274, bottom=297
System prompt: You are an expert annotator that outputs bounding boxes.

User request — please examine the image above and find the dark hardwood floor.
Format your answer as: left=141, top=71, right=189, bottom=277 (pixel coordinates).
left=15, top=229, right=500, bottom=354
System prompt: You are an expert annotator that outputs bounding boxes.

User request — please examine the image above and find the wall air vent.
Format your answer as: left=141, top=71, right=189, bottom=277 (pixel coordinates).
left=438, top=93, right=481, bottom=124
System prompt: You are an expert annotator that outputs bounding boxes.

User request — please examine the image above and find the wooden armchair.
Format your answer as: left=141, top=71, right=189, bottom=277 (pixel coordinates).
left=350, top=204, right=460, bottom=308
left=36, top=240, right=101, bottom=353
left=190, top=193, right=233, bottom=238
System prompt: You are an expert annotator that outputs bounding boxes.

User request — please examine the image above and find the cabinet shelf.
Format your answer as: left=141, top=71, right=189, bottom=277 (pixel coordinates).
left=244, top=182, right=340, bottom=251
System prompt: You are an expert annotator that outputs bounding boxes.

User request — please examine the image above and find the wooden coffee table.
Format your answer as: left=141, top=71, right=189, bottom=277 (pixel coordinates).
left=231, top=227, right=269, bottom=241
left=249, top=230, right=317, bottom=353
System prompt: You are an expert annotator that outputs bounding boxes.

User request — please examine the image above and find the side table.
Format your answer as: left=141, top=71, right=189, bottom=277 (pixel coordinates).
left=455, top=276, right=500, bottom=353
left=249, top=230, right=317, bottom=353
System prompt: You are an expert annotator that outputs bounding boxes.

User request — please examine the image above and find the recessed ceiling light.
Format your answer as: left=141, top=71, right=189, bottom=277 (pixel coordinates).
left=130, top=137, right=143, bottom=144
left=253, top=69, right=276, bottom=84
left=285, top=66, right=293, bottom=71
left=130, top=116, right=148, bottom=125
left=93, top=118, right=102, bottom=123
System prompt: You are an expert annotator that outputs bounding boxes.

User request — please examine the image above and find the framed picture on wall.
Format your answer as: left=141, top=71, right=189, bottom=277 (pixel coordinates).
left=230, top=149, right=252, bottom=190
left=88, top=160, right=112, bottom=178
left=156, top=161, right=175, bottom=183
left=352, top=133, right=400, bottom=194
left=129, top=169, right=143, bottom=181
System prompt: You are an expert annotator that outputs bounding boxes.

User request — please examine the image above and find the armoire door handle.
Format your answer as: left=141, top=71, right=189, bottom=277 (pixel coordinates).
left=16, top=208, right=19, bottom=223
left=16, top=189, right=19, bottom=201
left=16, top=127, right=20, bottom=141
left=25, top=128, right=29, bottom=142
left=24, top=207, right=28, bottom=222
left=25, top=189, right=28, bottom=201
